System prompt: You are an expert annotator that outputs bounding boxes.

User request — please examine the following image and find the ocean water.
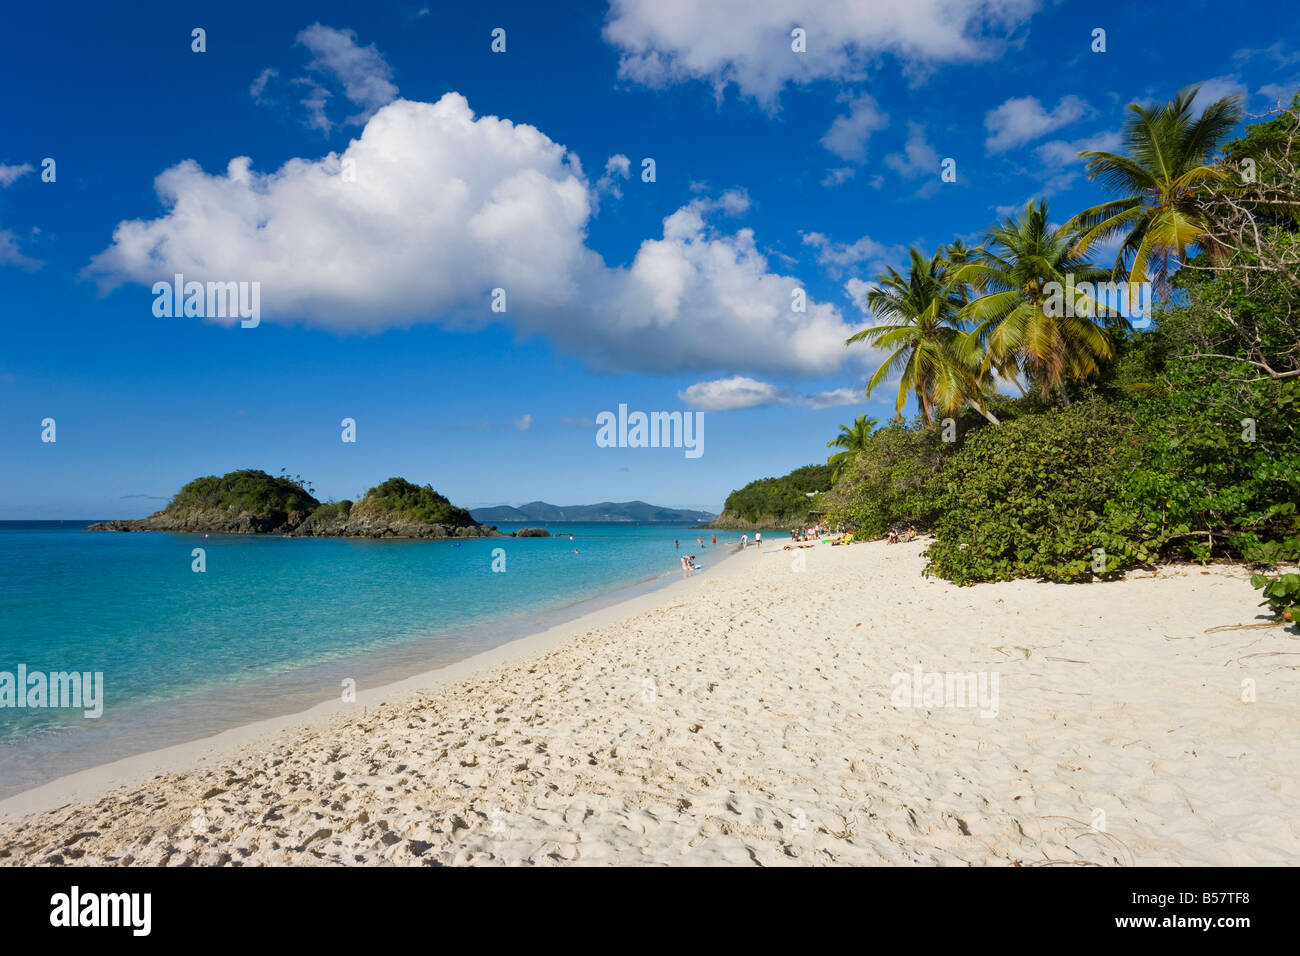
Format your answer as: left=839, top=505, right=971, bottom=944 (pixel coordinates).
left=0, top=520, right=736, bottom=796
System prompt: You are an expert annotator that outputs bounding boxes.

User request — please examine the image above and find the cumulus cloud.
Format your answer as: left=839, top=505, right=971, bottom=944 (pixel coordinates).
left=821, top=93, right=889, bottom=161
left=679, top=376, right=785, bottom=410
left=0, top=163, right=33, bottom=188
left=602, top=0, right=1040, bottom=104
left=844, top=277, right=878, bottom=313
left=984, top=94, right=1090, bottom=152
left=678, top=376, right=864, bottom=410
left=85, top=93, right=856, bottom=377
left=801, top=386, right=862, bottom=408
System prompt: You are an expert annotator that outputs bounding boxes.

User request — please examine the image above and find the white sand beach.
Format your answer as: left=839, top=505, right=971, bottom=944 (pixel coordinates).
left=2, top=540, right=1296, bottom=866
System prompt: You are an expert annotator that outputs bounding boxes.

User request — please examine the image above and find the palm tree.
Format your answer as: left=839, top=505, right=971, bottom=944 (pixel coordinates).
left=846, top=248, right=1001, bottom=425
left=826, top=414, right=878, bottom=481
left=1065, top=86, right=1244, bottom=291
left=956, top=200, right=1116, bottom=403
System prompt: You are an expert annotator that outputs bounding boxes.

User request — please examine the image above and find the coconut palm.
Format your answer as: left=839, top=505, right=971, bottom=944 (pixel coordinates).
left=825, top=414, right=878, bottom=481
left=846, top=248, right=1001, bottom=425
left=956, top=200, right=1116, bottom=403
left=1065, top=87, right=1244, bottom=290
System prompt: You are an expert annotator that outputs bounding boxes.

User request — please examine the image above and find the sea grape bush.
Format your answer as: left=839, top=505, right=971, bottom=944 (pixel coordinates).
left=922, top=403, right=1162, bottom=585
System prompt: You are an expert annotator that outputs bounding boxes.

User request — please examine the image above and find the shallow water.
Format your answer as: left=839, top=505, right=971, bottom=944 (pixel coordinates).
left=0, top=520, right=736, bottom=795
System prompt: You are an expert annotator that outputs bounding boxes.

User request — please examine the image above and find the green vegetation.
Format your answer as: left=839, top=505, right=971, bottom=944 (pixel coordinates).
left=360, top=478, right=476, bottom=526
left=819, top=422, right=953, bottom=540
left=718, top=464, right=831, bottom=525
left=806, top=87, right=1300, bottom=601
left=825, top=415, right=877, bottom=481
left=309, top=499, right=353, bottom=520
left=171, top=469, right=319, bottom=518
left=923, top=402, right=1157, bottom=585
left=1066, top=88, right=1245, bottom=288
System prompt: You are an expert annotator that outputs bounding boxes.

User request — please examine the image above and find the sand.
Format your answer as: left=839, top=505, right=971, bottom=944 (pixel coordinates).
left=1, top=539, right=1296, bottom=866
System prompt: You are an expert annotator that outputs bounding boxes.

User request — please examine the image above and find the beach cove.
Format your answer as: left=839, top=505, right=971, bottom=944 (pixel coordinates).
left=2, top=539, right=1295, bottom=866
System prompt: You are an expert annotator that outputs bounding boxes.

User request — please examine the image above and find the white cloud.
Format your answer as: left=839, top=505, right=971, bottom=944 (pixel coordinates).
left=678, top=376, right=865, bottom=410
left=513, top=413, right=533, bottom=431
left=1258, top=80, right=1300, bottom=105
left=249, top=68, right=278, bottom=104
left=1035, top=129, right=1120, bottom=168
left=86, top=94, right=856, bottom=377
left=801, top=386, right=862, bottom=408
left=679, top=376, right=785, bottom=410
left=296, top=24, right=398, bottom=123
left=0, top=229, right=42, bottom=270
left=253, top=25, right=398, bottom=132
left=844, top=277, right=878, bottom=313
left=802, top=231, right=900, bottom=274
left=596, top=153, right=632, bottom=198
left=602, top=0, right=1040, bottom=105
left=821, top=93, right=889, bottom=161
left=1188, top=76, right=1248, bottom=116
left=1231, top=42, right=1300, bottom=69
left=0, top=163, right=34, bottom=188
left=821, top=166, right=855, bottom=187
left=984, top=94, right=1090, bottom=152
left=883, top=121, right=940, bottom=178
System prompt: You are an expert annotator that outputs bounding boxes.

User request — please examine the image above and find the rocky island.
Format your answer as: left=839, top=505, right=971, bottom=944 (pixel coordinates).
left=88, top=471, right=504, bottom=539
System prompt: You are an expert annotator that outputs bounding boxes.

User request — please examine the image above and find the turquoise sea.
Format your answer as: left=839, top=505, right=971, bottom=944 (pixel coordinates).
left=0, top=520, right=738, bottom=797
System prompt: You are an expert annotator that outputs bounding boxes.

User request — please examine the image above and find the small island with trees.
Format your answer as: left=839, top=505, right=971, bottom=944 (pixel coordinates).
left=87, top=470, right=507, bottom=538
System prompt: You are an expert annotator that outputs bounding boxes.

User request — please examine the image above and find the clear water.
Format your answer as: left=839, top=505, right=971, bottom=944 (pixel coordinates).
left=0, top=520, right=736, bottom=796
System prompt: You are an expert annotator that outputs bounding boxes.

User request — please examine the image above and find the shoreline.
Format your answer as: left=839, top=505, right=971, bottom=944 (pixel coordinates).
left=0, top=541, right=750, bottom=821
left=2, top=540, right=1295, bottom=865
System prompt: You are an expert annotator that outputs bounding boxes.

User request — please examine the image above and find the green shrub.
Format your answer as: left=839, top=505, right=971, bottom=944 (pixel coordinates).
left=171, top=469, right=319, bottom=518
left=923, top=402, right=1164, bottom=585
left=821, top=423, right=952, bottom=538
left=362, top=478, right=475, bottom=526
left=1251, top=571, right=1300, bottom=622
left=310, top=499, right=353, bottom=520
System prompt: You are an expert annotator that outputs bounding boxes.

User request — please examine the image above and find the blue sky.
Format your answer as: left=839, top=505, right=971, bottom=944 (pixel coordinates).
left=2, top=0, right=1297, bottom=518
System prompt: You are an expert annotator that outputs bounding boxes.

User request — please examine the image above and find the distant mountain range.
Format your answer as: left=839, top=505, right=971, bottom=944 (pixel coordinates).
left=470, top=500, right=716, bottom=523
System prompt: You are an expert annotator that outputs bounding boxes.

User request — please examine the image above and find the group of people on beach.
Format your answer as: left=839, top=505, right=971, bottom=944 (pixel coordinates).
left=790, top=524, right=845, bottom=542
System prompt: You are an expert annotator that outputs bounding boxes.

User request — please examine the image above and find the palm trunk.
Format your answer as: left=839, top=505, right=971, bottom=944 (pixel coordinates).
left=965, top=398, right=1000, bottom=425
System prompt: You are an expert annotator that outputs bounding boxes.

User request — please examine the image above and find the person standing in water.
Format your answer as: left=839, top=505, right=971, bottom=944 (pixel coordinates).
left=712, top=533, right=716, bottom=545
left=755, top=531, right=762, bottom=547
left=675, top=539, right=679, bottom=549
left=741, top=533, right=748, bottom=549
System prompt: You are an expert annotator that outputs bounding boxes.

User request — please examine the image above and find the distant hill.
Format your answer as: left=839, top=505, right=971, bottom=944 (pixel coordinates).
left=471, top=500, right=716, bottom=523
